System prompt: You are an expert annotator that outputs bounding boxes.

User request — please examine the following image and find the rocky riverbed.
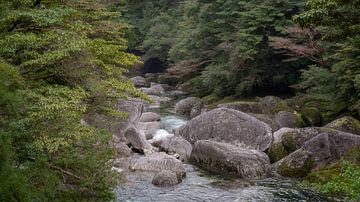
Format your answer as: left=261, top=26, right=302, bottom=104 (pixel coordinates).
left=111, top=75, right=360, bottom=201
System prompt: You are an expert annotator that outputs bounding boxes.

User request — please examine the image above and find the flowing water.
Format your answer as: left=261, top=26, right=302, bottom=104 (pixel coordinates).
left=115, top=98, right=329, bottom=202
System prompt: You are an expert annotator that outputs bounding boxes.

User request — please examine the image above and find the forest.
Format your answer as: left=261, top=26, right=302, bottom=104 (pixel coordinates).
left=0, top=0, right=359, bottom=201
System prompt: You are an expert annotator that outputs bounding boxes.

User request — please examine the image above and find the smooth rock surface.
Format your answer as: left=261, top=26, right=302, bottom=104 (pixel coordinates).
left=124, top=125, right=152, bottom=153
left=175, top=108, right=273, bottom=151
left=130, top=152, right=186, bottom=179
left=190, top=140, right=271, bottom=179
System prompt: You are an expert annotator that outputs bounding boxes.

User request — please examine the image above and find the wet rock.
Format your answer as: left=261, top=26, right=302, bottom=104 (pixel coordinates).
left=130, top=152, right=186, bottom=179
left=124, top=125, right=152, bottom=153
left=275, top=111, right=305, bottom=128
left=149, top=129, right=174, bottom=146
left=174, top=97, right=203, bottom=118
left=190, top=140, right=271, bottom=179
left=152, top=170, right=180, bottom=187
left=325, top=116, right=360, bottom=135
left=159, top=136, right=193, bottom=163
left=218, top=101, right=263, bottom=114
left=131, top=76, right=149, bottom=87
left=139, top=112, right=161, bottom=123
left=175, top=108, right=273, bottom=151
left=277, top=149, right=314, bottom=178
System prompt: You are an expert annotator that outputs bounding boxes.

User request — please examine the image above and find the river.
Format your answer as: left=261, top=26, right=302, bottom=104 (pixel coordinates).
left=114, top=95, right=329, bottom=202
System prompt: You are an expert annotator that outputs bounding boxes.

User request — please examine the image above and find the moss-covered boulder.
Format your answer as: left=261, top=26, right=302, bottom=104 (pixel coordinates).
left=301, top=107, right=324, bottom=127
left=277, top=149, right=315, bottom=178
left=218, top=101, right=263, bottom=114
left=268, top=128, right=295, bottom=163
left=325, top=116, right=360, bottom=135
left=257, top=96, right=282, bottom=114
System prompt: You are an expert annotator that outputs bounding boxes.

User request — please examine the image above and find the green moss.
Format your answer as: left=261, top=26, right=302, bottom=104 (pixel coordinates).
left=272, top=100, right=294, bottom=114
left=305, top=147, right=360, bottom=200
left=278, top=155, right=315, bottom=178
left=268, top=143, right=288, bottom=163
left=301, top=107, right=324, bottom=126
left=282, top=132, right=298, bottom=152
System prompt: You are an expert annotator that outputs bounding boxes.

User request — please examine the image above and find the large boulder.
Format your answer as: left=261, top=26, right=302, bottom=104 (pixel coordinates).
left=139, top=112, right=161, bottom=123
left=131, top=76, right=148, bottom=87
left=175, top=108, right=273, bottom=151
left=158, top=136, right=193, bottom=163
left=174, top=97, right=203, bottom=119
left=152, top=170, right=180, bottom=187
left=217, top=102, right=263, bottom=114
left=325, top=116, right=360, bottom=135
left=268, top=127, right=332, bottom=163
left=124, top=125, right=153, bottom=153
left=190, top=140, right=271, bottom=179
left=130, top=152, right=186, bottom=179
left=302, top=131, right=360, bottom=166
left=277, top=130, right=360, bottom=178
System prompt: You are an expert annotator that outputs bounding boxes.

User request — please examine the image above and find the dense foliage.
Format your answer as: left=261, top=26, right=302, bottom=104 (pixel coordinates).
left=121, top=0, right=307, bottom=97
left=0, top=0, right=142, bottom=200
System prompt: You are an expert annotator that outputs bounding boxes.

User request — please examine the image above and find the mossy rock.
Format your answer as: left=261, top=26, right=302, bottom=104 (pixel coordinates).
left=325, top=116, right=360, bottom=135
left=268, top=143, right=288, bottom=163
left=301, top=107, right=324, bottom=127
left=282, top=132, right=298, bottom=152
left=277, top=149, right=315, bottom=178
left=272, top=100, right=294, bottom=114
left=343, top=146, right=360, bottom=165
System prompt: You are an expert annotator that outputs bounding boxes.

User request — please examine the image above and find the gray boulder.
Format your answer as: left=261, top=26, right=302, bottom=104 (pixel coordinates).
left=174, top=97, right=203, bottom=118
left=190, top=140, right=271, bottom=179
left=139, top=112, right=161, bottom=123
left=277, top=130, right=360, bottom=178
left=131, top=76, right=148, bottom=87
left=130, top=152, right=186, bottom=179
left=218, top=102, right=263, bottom=114
left=159, top=136, right=193, bottom=163
left=302, top=131, right=360, bottom=166
left=175, top=108, right=273, bottom=151
left=248, top=113, right=279, bottom=131
left=152, top=170, right=180, bottom=187
left=124, top=125, right=153, bottom=154
left=325, top=116, right=360, bottom=135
